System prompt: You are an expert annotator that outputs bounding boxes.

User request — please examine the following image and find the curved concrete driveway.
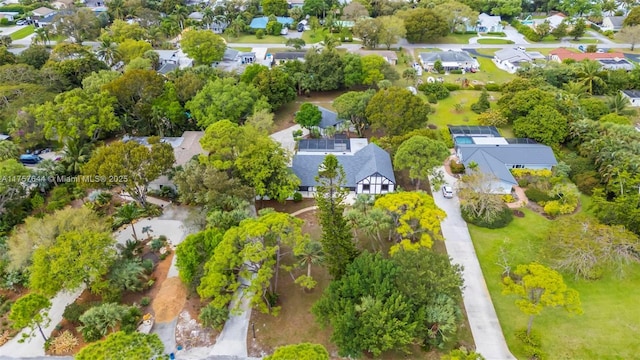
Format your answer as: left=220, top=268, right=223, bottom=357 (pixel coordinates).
left=432, top=169, right=516, bottom=360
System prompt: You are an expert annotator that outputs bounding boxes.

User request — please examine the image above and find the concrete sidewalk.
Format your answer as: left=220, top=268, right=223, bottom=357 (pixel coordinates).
left=432, top=168, right=516, bottom=360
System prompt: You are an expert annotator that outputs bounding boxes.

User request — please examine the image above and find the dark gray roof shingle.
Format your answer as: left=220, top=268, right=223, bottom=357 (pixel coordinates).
left=292, top=143, right=395, bottom=188
left=318, top=106, right=343, bottom=129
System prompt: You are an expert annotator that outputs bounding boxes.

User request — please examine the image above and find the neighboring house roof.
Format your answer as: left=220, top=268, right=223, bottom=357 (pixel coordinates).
left=32, top=7, right=56, bottom=17
left=223, top=48, right=239, bottom=61
left=622, top=90, right=640, bottom=98
left=353, top=49, right=398, bottom=61
left=188, top=11, right=203, bottom=20
left=317, top=106, right=343, bottom=129
left=478, top=13, right=502, bottom=28
left=273, top=51, right=306, bottom=60
left=0, top=134, right=10, bottom=141
left=494, top=48, right=545, bottom=64
left=457, top=141, right=558, bottom=185
left=292, top=143, right=395, bottom=188
left=0, top=11, right=19, bottom=17
left=249, top=16, right=294, bottom=29
left=550, top=48, right=626, bottom=61
left=334, top=20, right=354, bottom=28
left=420, top=51, right=475, bottom=64
left=52, top=0, right=74, bottom=8
left=536, top=13, right=565, bottom=28
left=604, top=16, right=625, bottom=29
left=158, top=62, right=179, bottom=74
left=122, top=131, right=203, bottom=166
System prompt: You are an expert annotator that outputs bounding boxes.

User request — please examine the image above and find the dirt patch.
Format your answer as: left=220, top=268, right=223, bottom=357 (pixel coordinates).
left=256, top=198, right=316, bottom=214
left=175, top=308, right=218, bottom=350
left=152, top=277, right=187, bottom=323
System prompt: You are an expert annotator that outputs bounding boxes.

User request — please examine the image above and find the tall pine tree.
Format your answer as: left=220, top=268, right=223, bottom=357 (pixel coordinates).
left=315, top=155, right=358, bottom=279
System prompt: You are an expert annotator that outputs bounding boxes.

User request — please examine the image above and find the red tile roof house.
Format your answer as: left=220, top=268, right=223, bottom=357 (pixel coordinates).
left=549, top=48, right=633, bottom=70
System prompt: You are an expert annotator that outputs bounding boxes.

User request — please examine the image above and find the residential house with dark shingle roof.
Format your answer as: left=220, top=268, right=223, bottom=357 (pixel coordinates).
left=450, top=126, right=557, bottom=194
left=419, top=51, right=479, bottom=71
left=602, top=16, right=625, bottom=31
left=292, top=138, right=396, bottom=196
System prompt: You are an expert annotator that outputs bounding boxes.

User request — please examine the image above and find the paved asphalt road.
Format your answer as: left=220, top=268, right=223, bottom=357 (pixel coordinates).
left=432, top=169, right=516, bottom=360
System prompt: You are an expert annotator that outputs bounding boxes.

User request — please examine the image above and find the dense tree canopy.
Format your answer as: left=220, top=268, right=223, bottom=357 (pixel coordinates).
left=394, top=136, right=449, bottom=190
left=187, top=77, right=269, bottom=128
left=313, top=249, right=463, bottom=357
left=180, top=30, right=226, bottom=65
left=365, top=87, right=430, bottom=136
left=399, top=8, right=448, bottom=43
left=81, top=139, right=175, bottom=207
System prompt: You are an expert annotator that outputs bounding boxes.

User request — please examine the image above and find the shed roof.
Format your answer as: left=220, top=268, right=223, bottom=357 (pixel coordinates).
left=32, top=7, right=56, bottom=16
left=317, top=106, right=343, bottom=129
left=292, top=143, right=395, bottom=188
left=273, top=51, right=306, bottom=60
left=604, top=16, right=625, bottom=28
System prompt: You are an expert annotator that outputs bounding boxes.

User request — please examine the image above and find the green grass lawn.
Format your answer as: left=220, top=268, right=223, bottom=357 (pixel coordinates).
left=10, top=25, right=34, bottom=40
left=477, top=38, right=514, bottom=44
left=231, top=47, right=253, bottom=52
left=413, top=51, right=516, bottom=84
left=432, top=33, right=476, bottom=44
left=428, top=90, right=501, bottom=129
left=468, top=208, right=640, bottom=359
left=224, top=33, right=286, bottom=44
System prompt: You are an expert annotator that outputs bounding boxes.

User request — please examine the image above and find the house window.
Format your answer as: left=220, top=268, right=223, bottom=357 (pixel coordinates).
left=362, top=184, right=370, bottom=192
left=512, top=165, right=524, bottom=169
left=381, top=184, right=389, bottom=192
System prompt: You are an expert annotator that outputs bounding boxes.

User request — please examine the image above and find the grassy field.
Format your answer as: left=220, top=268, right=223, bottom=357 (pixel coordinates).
left=428, top=90, right=501, bottom=129
left=477, top=38, right=514, bottom=44
left=10, top=25, right=34, bottom=40
left=224, top=33, right=286, bottom=44
left=468, top=208, right=640, bottom=359
left=231, top=47, right=253, bottom=52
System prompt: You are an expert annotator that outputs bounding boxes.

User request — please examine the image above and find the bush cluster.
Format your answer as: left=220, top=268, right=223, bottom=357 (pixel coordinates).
left=449, top=160, right=465, bottom=174
left=418, top=82, right=450, bottom=100
left=461, top=206, right=513, bottom=229
left=524, top=188, right=553, bottom=203
left=512, top=20, right=543, bottom=42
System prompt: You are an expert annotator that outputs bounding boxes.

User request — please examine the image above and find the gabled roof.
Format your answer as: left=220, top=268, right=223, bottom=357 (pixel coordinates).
left=318, top=106, right=343, bottom=129
left=550, top=48, right=626, bottom=61
left=273, top=51, right=306, bottom=60
left=158, top=62, right=179, bottom=74
left=622, top=90, right=640, bottom=98
left=604, top=16, right=625, bottom=28
left=494, top=48, right=545, bottom=63
left=458, top=143, right=557, bottom=185
left=420, top=51, right=475, bottom=64
left=249, top=16, right=293, bottom=29
left=353, top=49, right=398, bottom=61
left=188, top=11, right=203, bottom=20
left=223, top=48, right=239, bottom=61
left=478, top=13, right=502, bottom=27
left=32, top=7, right=56, bottom=16
left=292, top=143, right=395, bottom=188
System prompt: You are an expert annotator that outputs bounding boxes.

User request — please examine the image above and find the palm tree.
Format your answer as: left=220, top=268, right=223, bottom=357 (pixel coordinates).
left=115, top=203, right=143, bottom=241
left=202, top=7, right=215, bottom=30
left=161, top=16, right=181, bottom=37
left=607, top=92, right=631, bottom=114
left=320, top=34, right=340, bottom=50
left=562, top=81, right=589, bottom=98
left=576, top=60, right=605, bottom=94
left=173, top=5, right=190, bottom=30
left=35, top=159, right=65, bottom=187
left=62, top=140, right=90, bottom=175
left=297, top=241, right=324, bottom=278
left=96, top=38, right=121, bottom=67
left=107, top=0, right=126, bottom=20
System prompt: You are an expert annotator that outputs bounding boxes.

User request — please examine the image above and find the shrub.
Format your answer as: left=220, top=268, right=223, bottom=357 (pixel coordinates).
left=470, top=89, right=490, bottom=114
left=485, top=83, right=501, bottom=91
left=256, top=29, right=265, bottom=39
left=150, top=238, right=165, bottom=252
left=502, top=194, right=515, bottom=203
left=574, top=171, right=600, bottom=195
left=292, top=192, right=303, bottom=202
left=443, top=82, right=461, bottom=91
left=418, top=82, right=450, bottom=100
left=449, top=160, right=465, bottom=174
left=515, top=329, right=546, bottom=360
left=427, top=94, right=438, bottom=104
left=450, top=69, right=463, bottom=74
left=140, top=297, right=151, bottom=306
left=141, top=259, right=155, bottom=275
left=120, top=306, right=142, bottom=333
left=511, top=169, right=553, bottom=178
left=525, top=188, right=552, bottom=203
left=199, top=303, right=229, bottom=330
left=63, top=303, right=91, bottom=324
left=461, top=206, right=513, bottom=229
left=48, top=331, right=79, bottom=355
left=79, top=303, right=130, bottom=342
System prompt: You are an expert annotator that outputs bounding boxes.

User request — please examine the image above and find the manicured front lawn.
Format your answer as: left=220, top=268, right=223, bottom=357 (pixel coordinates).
left=468, top=209, right=640, bottom=359
left=224, top=33, right=286, bottom=44
left=10, top=25, right=34, bottom=40
left=477, top=38, right=514, bottom=44
left=433, top=33, right=476, bottom=44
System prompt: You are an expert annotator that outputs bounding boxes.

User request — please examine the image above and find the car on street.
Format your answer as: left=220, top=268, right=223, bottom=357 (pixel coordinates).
left=19, top=154, right=43, bottom=165
left=442, top=185, right=454, bottom=198
left=16, top=20, right=27, bottom=25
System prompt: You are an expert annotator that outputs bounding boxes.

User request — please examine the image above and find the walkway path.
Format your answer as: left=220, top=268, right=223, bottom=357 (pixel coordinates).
left=290, top=206, right=318, bottom=217
left=432, top=168, right=516, bottom=360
